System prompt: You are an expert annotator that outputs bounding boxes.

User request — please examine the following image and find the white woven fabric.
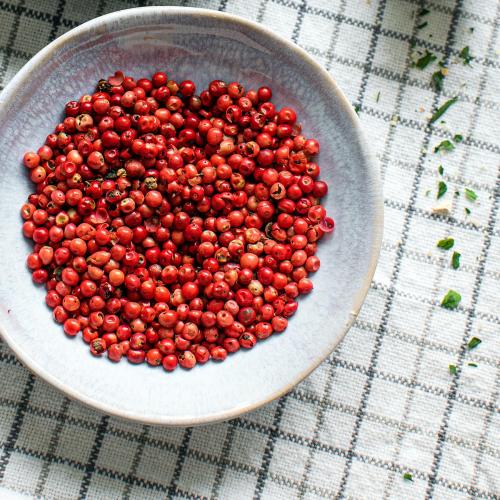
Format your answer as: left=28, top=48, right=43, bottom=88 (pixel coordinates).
left=0, top=1, right=498, bottom=499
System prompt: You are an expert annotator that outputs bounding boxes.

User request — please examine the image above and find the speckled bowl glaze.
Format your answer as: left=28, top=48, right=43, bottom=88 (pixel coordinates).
left=0, top=7, right=383, bottom=425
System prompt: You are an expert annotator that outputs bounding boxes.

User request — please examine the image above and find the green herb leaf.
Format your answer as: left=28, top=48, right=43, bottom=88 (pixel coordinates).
left=468, top=362, right=478, bottom=367
left=467, top=337, right=482, bottom=350
left=414, top=50, right=437, bottom=70
left=449, top=364, right=457, bottom=375
left=441, top=290, right=461, bottom=309
left=465, top=207, right=471, bottom=215
left=453, top=134, right=463, bottom=143
left=437, top=181, right=447, bottom=199
left=434, top=140, right=455, bottom=153
left=438, top=165, right=444, bottom=175
left=417, top=22, right=428, bottom=30
left=419, top=8, right=430, bottom=16
left=430, top=97, right=458, bottom=123
left=375, top=91, right=381, bottom=103
left=459, top=46, right=473, bottom=65
left=403, top=472, right=414, bottom=482
left=431, top=70, right=445, bottom=91
left=465, top=188, right=477, bottom=201
left=437, top=237, right=455, bottom=250
left=469, top=27, right=474, bottom=33
left=451, top=251, right=461, bottom=269
left=354, top=104, right=361, bottom=115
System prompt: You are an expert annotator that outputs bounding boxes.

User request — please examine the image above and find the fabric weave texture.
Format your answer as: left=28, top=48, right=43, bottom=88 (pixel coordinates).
left=0, top=0, right=498, bottom=499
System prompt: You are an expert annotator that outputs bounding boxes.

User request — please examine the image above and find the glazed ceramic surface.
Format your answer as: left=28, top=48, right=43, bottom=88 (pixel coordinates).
left=0, top=7, right=383, bottom=425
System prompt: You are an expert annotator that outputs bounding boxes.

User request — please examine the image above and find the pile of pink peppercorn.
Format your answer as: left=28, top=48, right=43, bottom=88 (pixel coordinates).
left=20, top=70, right=334, bottom=372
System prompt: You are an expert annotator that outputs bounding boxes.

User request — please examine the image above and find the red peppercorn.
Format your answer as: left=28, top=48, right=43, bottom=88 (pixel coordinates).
left=240, top=332, right=257, bottom=349
left=178, top=350, right=196, bottom=369
left=63, top=318, right=80, bottom=336
left=90, top=338, right=106, bottom=355
left=146, top=348, right=162, bottom=366
left=162, top=354, right=178, bottom=371
left=108, top=343, right=123, bottom=362
left=127, top=349, right=146, bottom=364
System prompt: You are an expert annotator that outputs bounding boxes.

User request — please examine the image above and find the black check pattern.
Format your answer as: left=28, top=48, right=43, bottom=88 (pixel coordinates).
left=0, top=0, right=499, bottom=499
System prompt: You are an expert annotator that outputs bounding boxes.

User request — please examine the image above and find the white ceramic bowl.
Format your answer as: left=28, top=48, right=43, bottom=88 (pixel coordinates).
left=0, top=7, right=383, bottom=425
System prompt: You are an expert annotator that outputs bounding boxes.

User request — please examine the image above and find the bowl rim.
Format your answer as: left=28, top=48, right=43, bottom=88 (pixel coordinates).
left=0, top=6, right=384, bottom=426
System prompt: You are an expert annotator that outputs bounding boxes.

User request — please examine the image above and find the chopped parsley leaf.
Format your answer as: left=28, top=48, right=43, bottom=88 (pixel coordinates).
left=419, top=8, right=430, bottom=16
left=465, top=188, right=477, bottom=201
left=467, top=337, right=482, bottom=350
left=455, top=190, right=460, bottom=197
left=432, top=70, right=445, bottom=91
left=438, top=165, right=444, bottom=176
left=403, top=472, right=414, bottom=482
left=465, top=207, right=471, bottom=215
left=437, top=237, right=454, bottom=250
left=437, top=181, right=447, bottom=199
left=376, top=91, right=381, bottom=103
left=451, top=251, right=461, bottom=269
left=468, top=362, right=478, bottom=367
left=441, top=290, right=461, bottom=309
left=449, top=364, right=457, bottom=375
left=453, top=134, right=463, bottom=143
left=413, top=50, right=437, bottom=69
left=425, top=189, right=431, bottom=197
left=417, top=22, right=428, bottom=30
left=459, top=46, right=473, bottom=65
left=430, top=97, right=458, bottom=123
left=469, top=27, right=474, bottom=33
left=354, top=104, right=361, bottom=115
left=434, top=140, right=455, bottom=153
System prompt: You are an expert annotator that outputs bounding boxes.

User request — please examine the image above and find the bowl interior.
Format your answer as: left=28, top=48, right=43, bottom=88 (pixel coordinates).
left=0, top=8, right=382, bottom=425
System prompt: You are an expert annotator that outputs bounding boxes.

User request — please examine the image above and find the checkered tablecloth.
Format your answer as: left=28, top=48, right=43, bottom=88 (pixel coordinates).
left=0, top=0, right=499, bottom=499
